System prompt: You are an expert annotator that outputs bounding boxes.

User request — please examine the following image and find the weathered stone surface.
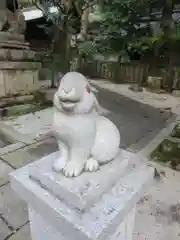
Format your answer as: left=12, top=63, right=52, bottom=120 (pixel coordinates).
left=0, top=184, right=28, bottom=230
left=129, top=84, right=143, bottom=92
left=0, top=131, right=10, bottom=147
left=0, top=122, right=25, bottom=144
left=0, top=71, right=6, bottom=97
left=15, top=95, right=34, bottom=102
left=28, top=206, right=136, bottom=240
left=0, top=32, right=24, bottom=42
left=2, top=138, right=58, bottom=168
left=0, top=49, right=36, bottom=61
left=0, top=218, right=11, bottom=239
left=6, top=104, right=36, bottom=116
left=11, top=156, right=154, bottom=240
left=147, top=76, right=162, bottom=91
left=8, top=223, right=31, bottom=240
left=0, top=131, right=11, bottom=146
left=0, top=142, right=25, bottom=156
left=0, top=139, right=6, bottom=148
left=94, top=85, right=173, bottom=150
left=0, top=40, right=29, bottom=49
left=0, top=159, right=13, bottom=186
left=30, top=150, right=133, bottom=210
left=0, top=59, right=41, bottom=97
left=3, top=108, right=54, bottom=141
left=27, top=137, right=58, bottom=158
left=2, top=68, right=40, bottom=97
left=0, top=61, right=41, bottom=70
left=172, top=90, right=180, bottom=98
left=1, top=148, right=35, bottom=169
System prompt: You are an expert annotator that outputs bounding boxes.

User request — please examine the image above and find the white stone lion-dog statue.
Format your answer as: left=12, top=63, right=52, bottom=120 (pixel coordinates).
left=53, top=72, right=120, bottom=177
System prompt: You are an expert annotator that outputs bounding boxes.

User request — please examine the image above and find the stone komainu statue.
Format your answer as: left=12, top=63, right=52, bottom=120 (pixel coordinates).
left=0, top=0, right=26, bottom=34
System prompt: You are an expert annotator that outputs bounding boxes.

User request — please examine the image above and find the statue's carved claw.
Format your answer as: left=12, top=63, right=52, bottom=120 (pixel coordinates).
left=85, top=158, right=99, bottom=172
left=63, top=161, right=84, bottom=177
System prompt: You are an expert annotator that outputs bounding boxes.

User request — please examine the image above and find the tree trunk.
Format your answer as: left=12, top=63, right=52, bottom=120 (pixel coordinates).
left=54, top=29, right=71, bottom=72
left=51, top=71, right=56, bottom=88
left=161, top=0, right=173, bottom=37
left=161, top=0, right=174, bottom=92
left=78, top=7, right=90, bottom=41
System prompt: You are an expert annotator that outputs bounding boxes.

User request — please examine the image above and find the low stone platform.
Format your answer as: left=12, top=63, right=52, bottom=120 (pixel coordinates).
left=29, top=150, right=133, bottom=211
left=11, top=150, right=154, bottom=240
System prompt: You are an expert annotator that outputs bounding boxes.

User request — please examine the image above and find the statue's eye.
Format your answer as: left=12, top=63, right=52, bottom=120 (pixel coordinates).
left=86, top=86, right=91, bottom=94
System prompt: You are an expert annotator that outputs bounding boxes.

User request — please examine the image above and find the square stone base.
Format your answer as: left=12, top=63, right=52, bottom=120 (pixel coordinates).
left=10, top=151, right=154, bottom=240
left=0, top=61, right=41, bottom=97
left=29, top=206, right=136, bottom=240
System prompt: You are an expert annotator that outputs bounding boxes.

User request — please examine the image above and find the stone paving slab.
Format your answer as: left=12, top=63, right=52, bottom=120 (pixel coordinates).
left=93, top=85, right=174, bottom=150
left=8, top=223, right=31, bottom=240
left=90, top=80, right=180, bottom=112
left=0, top=183, right=28, bottom=230
left=0, top=142, right=25, bottom=156
left=1, top=138, right=58, bottom=169
left=27, top=137, right=58, bottom=159
left=3, top=108, right=53, bottom=140
left=0, top=217, right=11, bottom=239
left=133, top=161, right=180, bottom=240
left=0, top=160, right=13, bottom=186
left=1, top=149, right=35, bottom=169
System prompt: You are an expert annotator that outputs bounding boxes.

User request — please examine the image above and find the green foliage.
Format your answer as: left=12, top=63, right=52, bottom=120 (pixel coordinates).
left=95, top=0, right=151, bottom=55
left=39, top=50, right=70, bottom=73
left=33, top=90, right=53, bottom=107
left=33, top=0, right=97, bottom=33
left=34, top=0, right=99, bottom=70
left=95, top=0, right=180, bottom=61
left=77, top=41, right=97, bottom=61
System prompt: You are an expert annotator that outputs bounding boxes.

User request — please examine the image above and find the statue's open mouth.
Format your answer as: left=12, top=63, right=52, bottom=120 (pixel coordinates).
left=60, top=99, right=79, bottom=109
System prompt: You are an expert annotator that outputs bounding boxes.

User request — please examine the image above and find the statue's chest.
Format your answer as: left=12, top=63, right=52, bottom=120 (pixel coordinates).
left=53, top=112, right=95, bottom=139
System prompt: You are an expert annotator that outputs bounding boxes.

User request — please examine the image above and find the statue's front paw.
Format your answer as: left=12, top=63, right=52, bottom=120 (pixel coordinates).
left=52, top=157, right=67, bottom=173
left=85, top=158, right=99, bottom=172
left=63, top=161, right=84, bottom=177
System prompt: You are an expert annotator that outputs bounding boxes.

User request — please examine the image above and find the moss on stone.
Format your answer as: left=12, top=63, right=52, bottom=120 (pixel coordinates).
left=32, top=91, right=53, bottom=108
left=1, top=91, right=53, bottom=118
left=150, top=139, right=180, bottom=170
left=171, top=123, right=180, bottom=138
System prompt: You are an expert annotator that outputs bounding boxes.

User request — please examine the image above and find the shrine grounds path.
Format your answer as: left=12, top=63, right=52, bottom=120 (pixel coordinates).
left=94, top=85, right=174, bottom=151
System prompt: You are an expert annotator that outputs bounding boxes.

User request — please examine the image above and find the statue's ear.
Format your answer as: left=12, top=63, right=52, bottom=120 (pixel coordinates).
left=91, top=86, right=98, bottom=93
left=86, top=85, right=91, bottom=94
left=86, top=85, right=98, bottom=94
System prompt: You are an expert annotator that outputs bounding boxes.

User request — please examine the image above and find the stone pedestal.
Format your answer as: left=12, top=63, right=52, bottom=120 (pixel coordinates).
left=0, top=60, right=41, bottom=97
left=0, top=32, right=41, bottom=98
left=10, top=150, right=154, bottom=240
